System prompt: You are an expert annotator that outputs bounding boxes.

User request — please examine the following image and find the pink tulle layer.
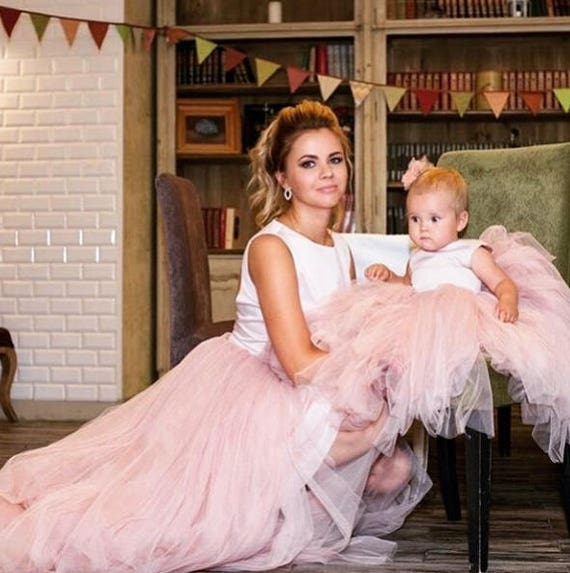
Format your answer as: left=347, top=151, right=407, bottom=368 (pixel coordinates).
left=306, top=225, right=570, bottom=462
left=0, top=335, right=430, bottom=573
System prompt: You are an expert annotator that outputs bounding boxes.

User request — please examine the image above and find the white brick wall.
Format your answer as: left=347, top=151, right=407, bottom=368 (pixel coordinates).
left=0, top=1, right=124, bottom=404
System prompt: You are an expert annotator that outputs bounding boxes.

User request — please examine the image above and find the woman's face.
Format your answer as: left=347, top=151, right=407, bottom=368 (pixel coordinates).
left=277, top=128, right=347, bottom=212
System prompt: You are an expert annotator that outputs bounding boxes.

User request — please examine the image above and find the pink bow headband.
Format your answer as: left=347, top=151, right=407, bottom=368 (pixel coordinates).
left=401, top=155, right=434, bottom=190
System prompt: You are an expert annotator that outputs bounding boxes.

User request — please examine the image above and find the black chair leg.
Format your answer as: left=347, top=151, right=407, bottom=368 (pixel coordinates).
left=436, top=436, right=462, bottom=521
left=497, top=405, right=511, bottom=457
left=561, top=443, right=570, bottom=535
left=465, top=428, right=491, bottom=573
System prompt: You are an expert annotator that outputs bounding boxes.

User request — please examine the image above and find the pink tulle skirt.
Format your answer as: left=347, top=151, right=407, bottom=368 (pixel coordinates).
left=0, top=335, right=430, bottom=573
left=306, top=225, right=570, bottom=462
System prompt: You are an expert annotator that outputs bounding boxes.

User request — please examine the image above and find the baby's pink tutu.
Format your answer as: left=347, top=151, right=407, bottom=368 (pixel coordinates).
left=306, top=225, right=570, bottom=462
left=0, top=335, right=430, bottom=573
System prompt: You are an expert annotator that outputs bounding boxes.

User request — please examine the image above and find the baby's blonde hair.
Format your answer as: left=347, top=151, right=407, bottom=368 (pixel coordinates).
left=247, top=100, right=352, bottom=230
left=408, top=166, right=468, bottom=215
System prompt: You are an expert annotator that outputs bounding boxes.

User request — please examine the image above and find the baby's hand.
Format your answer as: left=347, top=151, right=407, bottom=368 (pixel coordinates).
left=496, top=299, right=519, bottom=323
left=365, top=264, right=392, bottom=282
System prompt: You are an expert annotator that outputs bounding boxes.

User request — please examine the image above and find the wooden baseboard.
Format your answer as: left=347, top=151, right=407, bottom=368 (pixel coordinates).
left=3, top=400, right=119, bottom=422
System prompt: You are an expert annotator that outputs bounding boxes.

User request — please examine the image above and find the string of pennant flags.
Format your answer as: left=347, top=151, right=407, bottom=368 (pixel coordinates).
left=1, top=5, right=569, bottom=116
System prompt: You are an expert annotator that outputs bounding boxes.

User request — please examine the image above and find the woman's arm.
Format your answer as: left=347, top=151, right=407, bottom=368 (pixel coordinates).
left=472, top=246, right=519, bottom=323
left=248, top=234, right=326, bottom=380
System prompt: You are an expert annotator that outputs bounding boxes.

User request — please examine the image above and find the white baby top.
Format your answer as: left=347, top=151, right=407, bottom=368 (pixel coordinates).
left=229, top=219, right=352, bottom=357
left=410, top=239, right=487, bottom=293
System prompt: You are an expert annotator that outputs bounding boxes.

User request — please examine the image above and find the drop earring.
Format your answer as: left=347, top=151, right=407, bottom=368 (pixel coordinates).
left=283, top=187, right=292, bottom=201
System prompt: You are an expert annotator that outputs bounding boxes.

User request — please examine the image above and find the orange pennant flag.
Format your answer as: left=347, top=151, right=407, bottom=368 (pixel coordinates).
left=224, top=48, right=246, bottom=72
left=415, top=89, right=440, bottom=115
left=0, top=7, right=21, bottom=37
left=195, top=36, right=217, bottom=65
left=142, top=28, right=156, bottom=51
left=483, top=91, right=511, bottom=119
left=381, top=86, right=406, bottom=112
left=349, top=81, right=373, bottom=107
left=60, top=18, right=80, bottom=47
left=166, top=27, right=190, bottom=44
left=286, top=67, right=310, bottom=94
left=255, top=58, right=280, bottom=87
left=88, top=21, right=109, bottom=50
left=30, top=13, right=50, bottom=42
left=317, top=75, right=342, bottom=102
left=553, top=88, right=570, bottom=113
left=450, top=91, right=475, bottom=117
left=520, top=92, right=543, bottom=115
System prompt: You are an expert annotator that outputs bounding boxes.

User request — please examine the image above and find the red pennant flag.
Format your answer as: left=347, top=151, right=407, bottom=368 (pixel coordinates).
left=142, top=28, right=156, bottom=51
left=0, top=7, right=21, bottom=37
left=88, top=21, right=109, bottom=50
left=165, top=27, right=190, bottom=44
left=483, top=91, right=510, bottom=119
left=415, top=89, right=440, bottom=116
left=520, top=91, right=543, bottom=115
left=224, top=48, right=246, bottom=72
left=286, top=67, right=310, bottom=94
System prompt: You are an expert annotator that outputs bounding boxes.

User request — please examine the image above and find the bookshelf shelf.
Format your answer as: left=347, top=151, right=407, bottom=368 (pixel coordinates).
left=388, top=110, right=570, bottom=121
left=382, top=16, right=570, bottom=35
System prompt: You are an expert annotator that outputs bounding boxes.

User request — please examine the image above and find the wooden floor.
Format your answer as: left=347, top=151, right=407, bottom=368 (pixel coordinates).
left=0, top=407, right=568, bottom=573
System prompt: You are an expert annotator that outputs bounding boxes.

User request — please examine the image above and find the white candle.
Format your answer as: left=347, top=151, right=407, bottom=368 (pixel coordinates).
left=268, top=1, right=282, bottom=23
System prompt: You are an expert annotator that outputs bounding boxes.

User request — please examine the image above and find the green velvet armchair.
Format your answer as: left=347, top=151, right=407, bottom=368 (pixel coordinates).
left=436, top=142, right=570, bottom=573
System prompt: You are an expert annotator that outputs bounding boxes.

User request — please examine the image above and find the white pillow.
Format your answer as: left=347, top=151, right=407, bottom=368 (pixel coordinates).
left=341, top=233, right=412, bottom=282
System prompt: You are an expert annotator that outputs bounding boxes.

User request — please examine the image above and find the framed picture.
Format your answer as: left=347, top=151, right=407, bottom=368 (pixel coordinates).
left=176, top=98, right=242, bottom=155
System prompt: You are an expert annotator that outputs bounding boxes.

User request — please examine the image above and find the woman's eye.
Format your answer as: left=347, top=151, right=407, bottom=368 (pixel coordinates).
left=330, top=155, right=344, bottom=165
left=300, top=160, right=315, bottom=169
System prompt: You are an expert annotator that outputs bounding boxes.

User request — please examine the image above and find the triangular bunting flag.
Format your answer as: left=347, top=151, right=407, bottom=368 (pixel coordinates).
left=195, top=36, right=217, bottom=65
left=520, top=92, right=543, bottom=115
left=0, top=7, right=21, bottom=37
left=415, top=89, right=440, bottom=115
left=60, top=18, right=80, bottom=47
left=115, top=24, right=132, bottom=47
left=165, top=27, right=190, bottom=44
left=349, top=81, right=373, bottom=107
left=553, top=88, right=570, bottom=113
left=142, top=28, right=156, bottom=51
left=224, top=48, right=246, bottom=72
left=381, top=86, right=406, bottom=112
left=317, top=74, right=342, bottom=102
left=88, top=21, right=109, bottom=50
left=30, top=13, right=50, bottom=42
left=255, top=58, right=280, bottom=87
left=450, top=91, right=475, bottom=117
left=286, top=67, right=310, bottom=94
left=483, top=91, right=510, bottom=119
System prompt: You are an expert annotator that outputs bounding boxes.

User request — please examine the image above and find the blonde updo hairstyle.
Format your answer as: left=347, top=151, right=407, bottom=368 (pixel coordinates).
left=248, top=100, right=352, bottom=230
left=407, top=166, right=469, bottom=215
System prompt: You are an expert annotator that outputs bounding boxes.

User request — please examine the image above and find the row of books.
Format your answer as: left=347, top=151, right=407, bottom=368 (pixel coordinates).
left=387, top=141, right=517, bottom=183
left=389, top=0, right=569, bottom=19
left=308, top=43, right=355, bottom=81
left=202, top=207, right=246, bottom=250
left=387, top=205, right=408, bottom=235
left=387, top=69, right=570, bottom=112
left=176, top=45, right=256, bottom=86
left=176, top=42, right=354, bottom=87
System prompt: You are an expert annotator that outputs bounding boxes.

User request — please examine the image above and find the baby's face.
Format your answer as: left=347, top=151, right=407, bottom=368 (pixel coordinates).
left=407, top=190, right=465, bottom=252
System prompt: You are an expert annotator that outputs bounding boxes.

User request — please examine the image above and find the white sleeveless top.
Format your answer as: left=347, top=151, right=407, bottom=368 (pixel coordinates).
left=410, top=239, right=486, bottom=293
left=229, top=219, right=352, bottom=357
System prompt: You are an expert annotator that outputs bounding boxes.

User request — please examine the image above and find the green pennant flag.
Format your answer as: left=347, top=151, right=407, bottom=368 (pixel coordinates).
left=115, top=24, right=132, bottom=47
left=553, top=88, right=570, bottom=113
left=30, top=13, right=50, bottom=42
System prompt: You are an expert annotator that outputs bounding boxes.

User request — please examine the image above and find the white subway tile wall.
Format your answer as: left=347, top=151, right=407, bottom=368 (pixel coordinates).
left=0, top=1, right=124, bottom=403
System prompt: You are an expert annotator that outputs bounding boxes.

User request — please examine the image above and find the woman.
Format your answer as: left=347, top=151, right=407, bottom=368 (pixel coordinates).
left=0, top=100, right=430, bottom=572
